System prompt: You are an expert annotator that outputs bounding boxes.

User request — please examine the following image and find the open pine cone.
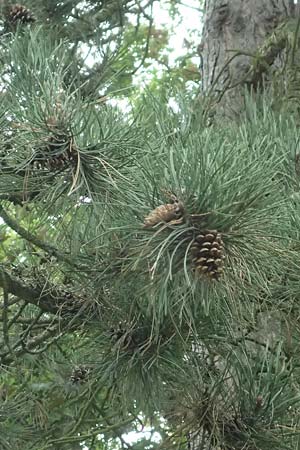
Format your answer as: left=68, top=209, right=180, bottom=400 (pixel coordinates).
left=7, top=4, right=35, bottom=25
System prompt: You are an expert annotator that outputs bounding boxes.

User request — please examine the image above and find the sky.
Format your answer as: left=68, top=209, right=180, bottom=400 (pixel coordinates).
left=82, top=0, right=203, bottom=66
left=153, top=0, right=203, bottom=62
left=107, top=0, right=203, bottom=111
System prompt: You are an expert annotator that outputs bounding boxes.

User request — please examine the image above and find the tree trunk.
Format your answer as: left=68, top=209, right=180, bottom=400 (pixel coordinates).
left=200, top=0, right=295, bottom=118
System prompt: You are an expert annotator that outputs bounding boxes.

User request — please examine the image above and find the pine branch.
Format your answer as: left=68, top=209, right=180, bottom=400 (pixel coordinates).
left=0, top=204, right=84, bottom=270
left=18, top=324, right=62, bottom=355
left=0, top=322, right=62, bottom=365
left=0, top=192, right=41, bottom=205
left=0, top=194, right=26, bottom=206
left=0, top=270, right=100, bottom=364
left=1, top=276, right=10, bottom=351
left=45, top=417, right=135, bottom=447
left=0, top=266, right=89, bottom=316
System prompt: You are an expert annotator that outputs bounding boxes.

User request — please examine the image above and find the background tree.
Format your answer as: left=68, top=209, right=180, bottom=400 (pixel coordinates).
left=199, top=0, right=297, bottom=117
left=1, top=2, right=300, bottom=450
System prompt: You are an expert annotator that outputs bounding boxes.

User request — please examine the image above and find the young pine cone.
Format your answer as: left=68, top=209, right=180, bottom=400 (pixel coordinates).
left=143, top=202, right=184, bottom=228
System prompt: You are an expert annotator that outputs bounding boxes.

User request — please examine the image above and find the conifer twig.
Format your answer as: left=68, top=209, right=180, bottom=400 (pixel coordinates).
left=0, top=266, right=84, bottom=316
left=0, top=204, right=83, bottom=270
left=1, top=274, right=11, bottom=352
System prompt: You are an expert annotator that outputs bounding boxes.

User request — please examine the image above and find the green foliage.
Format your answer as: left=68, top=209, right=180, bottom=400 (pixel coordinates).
left=1, top=2, right=300, bottom=450
left=104, top=23, right=170, bottom=94
left=2, top=74, right=300, bottom=448
left=0, top=0, right=201, bottom=101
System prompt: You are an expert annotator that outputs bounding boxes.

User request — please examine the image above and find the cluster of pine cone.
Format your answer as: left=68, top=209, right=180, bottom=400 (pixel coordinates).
left=143, top=199, right=225, bottom=280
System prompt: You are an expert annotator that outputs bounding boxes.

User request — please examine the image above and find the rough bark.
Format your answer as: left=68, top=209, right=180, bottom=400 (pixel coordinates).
left=200, top=0, right=295, bottom=117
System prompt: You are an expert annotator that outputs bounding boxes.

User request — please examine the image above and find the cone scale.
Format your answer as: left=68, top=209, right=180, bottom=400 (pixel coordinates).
left=7, top=4, right=35, bottom=25
left=191, top=230, right=225, bottom=280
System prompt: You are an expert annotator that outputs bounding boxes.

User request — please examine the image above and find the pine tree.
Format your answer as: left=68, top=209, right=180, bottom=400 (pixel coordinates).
left=0, top=2, right=300, bottom=450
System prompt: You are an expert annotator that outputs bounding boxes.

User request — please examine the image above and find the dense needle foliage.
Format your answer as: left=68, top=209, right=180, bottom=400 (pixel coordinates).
left=1, top=2, right=300, bottom=450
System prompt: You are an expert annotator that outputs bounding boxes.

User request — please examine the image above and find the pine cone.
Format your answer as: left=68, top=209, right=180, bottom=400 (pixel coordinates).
left=144, top=202, right=183, bottom=228
left=30, top=134, right=76, bottom=172
left=7, top=4, right=35, bottom=25
left=70, top=366, right=90, bottom=384
left=191, top=230, right=225, bottom=280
